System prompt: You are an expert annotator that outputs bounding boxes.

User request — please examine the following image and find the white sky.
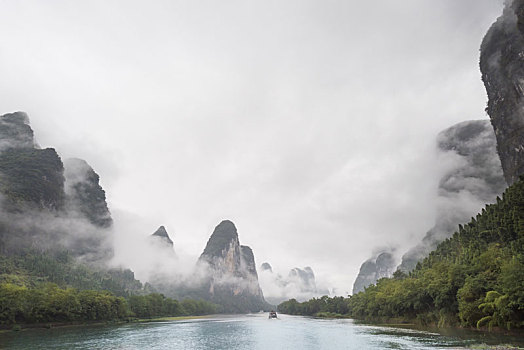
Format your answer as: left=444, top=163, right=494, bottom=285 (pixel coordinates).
left=0, top=0, right=504, bottom=294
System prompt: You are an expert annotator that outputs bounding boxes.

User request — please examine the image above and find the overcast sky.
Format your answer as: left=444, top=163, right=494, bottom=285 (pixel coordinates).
left=0, top=0, right=504, bottom=294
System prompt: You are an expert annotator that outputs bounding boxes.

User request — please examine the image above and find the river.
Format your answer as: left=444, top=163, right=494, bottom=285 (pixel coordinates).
left=1, top=314, right=523, bottom=349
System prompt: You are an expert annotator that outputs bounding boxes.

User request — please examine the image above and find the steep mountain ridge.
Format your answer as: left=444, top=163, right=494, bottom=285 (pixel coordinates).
left=353, top=251, right=396, bottom=294
left=353, top=120, right=506, bottom=292
left=481, top=0, right=524, bottom=185
left=64, top=158, right=112, bottom=228
left=0, top=112, right=113, bottom=262
left=198, top=220, right=268, bottom=312
left=399, top=119, right=506, bottom=272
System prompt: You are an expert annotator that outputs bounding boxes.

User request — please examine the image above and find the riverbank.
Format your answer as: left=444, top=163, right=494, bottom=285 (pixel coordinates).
left=137, top=315, right=214, bottom=323
left=462, top=345, right=524, bottom=350
left=305, top=313, right=524, bottom=349
left=312, top=312, right=524, bottom=337
left=0, top=314, right=216, bottom=333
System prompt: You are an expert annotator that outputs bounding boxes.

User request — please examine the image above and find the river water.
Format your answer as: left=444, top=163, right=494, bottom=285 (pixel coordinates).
left=1, top=314, right=523, bottom=349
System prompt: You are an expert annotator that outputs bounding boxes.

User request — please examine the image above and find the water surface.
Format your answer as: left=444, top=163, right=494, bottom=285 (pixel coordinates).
left=1, top=314, right=522, bottom=349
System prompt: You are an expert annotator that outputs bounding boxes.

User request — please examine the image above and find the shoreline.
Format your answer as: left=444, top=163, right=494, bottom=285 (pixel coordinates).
left=0, top=314, right=216, bottom=333
left=311, top=313, right=524, bottom=337
left=305, top=314, right=524, bottom=349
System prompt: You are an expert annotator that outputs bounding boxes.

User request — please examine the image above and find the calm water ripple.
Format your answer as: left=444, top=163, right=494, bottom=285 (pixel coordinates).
left=0, top=314, right=522, bottom=349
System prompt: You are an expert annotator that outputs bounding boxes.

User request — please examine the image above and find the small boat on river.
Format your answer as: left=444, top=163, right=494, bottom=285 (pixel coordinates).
left=269, top=311, right=277, bottom=319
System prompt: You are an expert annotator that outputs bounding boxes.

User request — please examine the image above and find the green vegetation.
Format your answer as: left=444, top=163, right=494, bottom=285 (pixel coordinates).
left=0, top=249, right=142, bottom=297
left=278, top=296, right=350, bottom=318
left=0, top=250, right=218, bottom=327
left=0, top=148, right=65, bottom=210
left=0, top=283, right=218, bottom=326
left=0, top=282, right=127, bottom=325
left=280, top=178, right=524, bottom=331
left=128, top=294, right=217, bottom=318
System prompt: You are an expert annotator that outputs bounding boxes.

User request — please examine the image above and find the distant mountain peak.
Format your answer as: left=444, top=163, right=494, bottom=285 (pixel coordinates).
left=200, top=220, right=239, bottom=259
left=260, top=262, right=273, bottom=272
left=151, top=225, right=174, bottom=246
left=196, top=220, right=269, bottom=312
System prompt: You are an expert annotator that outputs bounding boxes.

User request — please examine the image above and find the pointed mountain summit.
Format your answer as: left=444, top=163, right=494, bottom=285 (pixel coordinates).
left=198, top=220, right=269, bottom=312
left=151, top=225, right=174, bottom=247
left=200, top=220, right=239, bottom=260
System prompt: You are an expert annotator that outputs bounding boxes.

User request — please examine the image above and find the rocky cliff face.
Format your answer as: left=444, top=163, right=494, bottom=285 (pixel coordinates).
left=0, top=112, right=113, bottom=262
left=398, top=120, right=506, bottom=272
left=0, top=147, right=65, bottom=211
left=0, top=112, right=36, bottom=151
left=353, top=251, right=396, bottom=294
left=480, top=0, right=524, bottom=185
left=64, top=158, right=112, bottom=228
left=198, top=220, right=268, bottom=312
left=0, top=112, right=64, bottom=211
left=288, top=267, right=317, bottom=293
left=353, top=120, right=506, bottom=290
left=258, top=263, right=328, bottom=304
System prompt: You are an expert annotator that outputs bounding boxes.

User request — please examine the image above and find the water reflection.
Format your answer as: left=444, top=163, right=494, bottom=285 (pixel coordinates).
left=0, top=314, right=522, bottom=350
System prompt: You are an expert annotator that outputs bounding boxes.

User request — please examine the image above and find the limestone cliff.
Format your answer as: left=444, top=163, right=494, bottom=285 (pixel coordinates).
left=0, top=112, right=36, bottom=151
left=0, top=112, right=64, bottom=211
left=398, top=120, right=506, bottom=272
left=259, top=263, right=328, bottom=304
left=64, top=158, right=112, bottom=228
left=353, top=251, right=395, bottom=294
left=198, top=220, right=268, bottom=312
left=0, top=112, right=113, bottom=263
left=353, top=120, right=506, bottom=290
left=480, top=0, right=524, bottom=184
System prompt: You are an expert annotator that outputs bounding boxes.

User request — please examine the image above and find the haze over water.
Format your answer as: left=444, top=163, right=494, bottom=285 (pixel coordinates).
left=1, top=315, right=523, bottom=350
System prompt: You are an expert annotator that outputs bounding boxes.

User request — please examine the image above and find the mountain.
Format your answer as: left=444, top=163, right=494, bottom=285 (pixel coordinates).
left=259, top=263, right=328, bottom=304
left=64, top=158, right=112, bottom=228
left=353, top=251, right=396, bottom=294
left=260, top=262, right=273, bottom=272
left=150, top=225, right=174, bottom=248
left=336, top=3, right=524, bottom=328
left=0, top=112, right=64, bottom=212
left=280, top=177, right=524, bottom=329
left=0, top=112, right=36, bottom=151
left=480, top=0, right=524, bottom=185
left=0, top=112, right=113, bottom=262
left=398, top=119, right=507, bottom=272
left=353, top=120, right=506, bottom=291
left=198, top=220, right=269, bottom=312
left=288, top=267, right=317, bottom=293
left=349, top=177, right=524, bottom=328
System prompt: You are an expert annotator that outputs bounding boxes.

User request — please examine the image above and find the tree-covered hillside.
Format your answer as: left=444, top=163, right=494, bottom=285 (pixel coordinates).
left=280, top=177, right=524, bottom=330
left=0, top=250, right=218, bottom=327
left=0, top=249, right=142, bottom=297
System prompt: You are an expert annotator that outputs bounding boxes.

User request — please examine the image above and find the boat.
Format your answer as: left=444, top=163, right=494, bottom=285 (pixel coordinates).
left=268, top=311, right=277, bottom=319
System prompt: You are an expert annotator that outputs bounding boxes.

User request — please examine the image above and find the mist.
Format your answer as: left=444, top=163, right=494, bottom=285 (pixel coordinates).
left=0, top=0, right=505, bottom=294
left=110, top=210, right=210, bottom=288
